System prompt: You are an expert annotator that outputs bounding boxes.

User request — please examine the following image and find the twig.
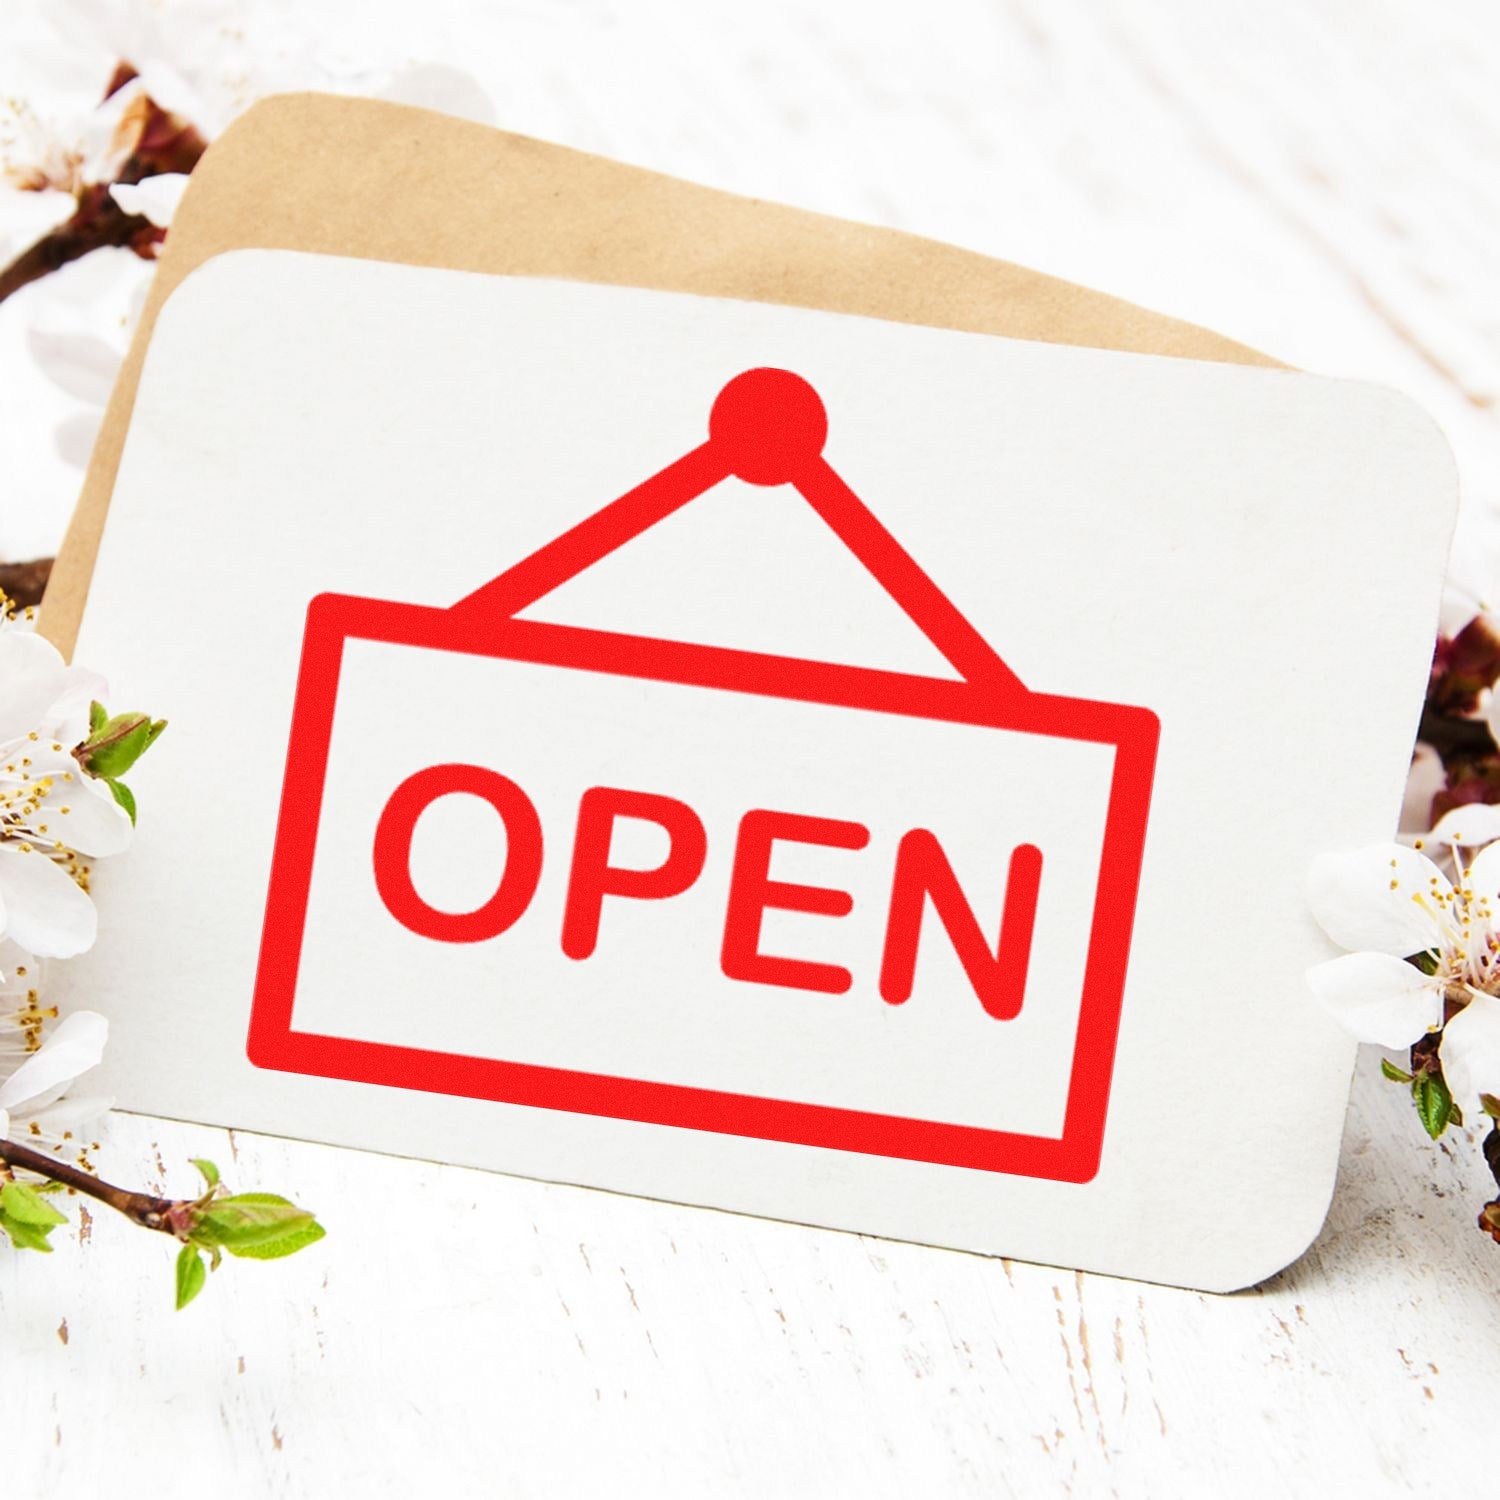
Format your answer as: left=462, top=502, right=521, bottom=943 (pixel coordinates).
left=0, top=188, right=157, bottom=308
left=0, top=1136, right=185, bottom=1234
left=0, top=80, right=208, bottom=310
left=1420, top=706, right=1494, bottom=763
left=0, top=558, right=53, bottom=609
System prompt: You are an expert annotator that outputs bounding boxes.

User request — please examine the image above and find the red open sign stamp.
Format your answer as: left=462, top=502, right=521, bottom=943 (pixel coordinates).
left=248, top=369, right=1159, bottom=1183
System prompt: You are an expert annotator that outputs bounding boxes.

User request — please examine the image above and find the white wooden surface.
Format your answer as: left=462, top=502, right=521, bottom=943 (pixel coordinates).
left=6, top=1, right=1500, bottom=1493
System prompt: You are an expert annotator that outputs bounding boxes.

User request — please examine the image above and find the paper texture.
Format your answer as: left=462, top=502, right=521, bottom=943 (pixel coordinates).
left=40, top=92, right=1278, bottom=662
left=58, top=253, right=1455, bottom=1290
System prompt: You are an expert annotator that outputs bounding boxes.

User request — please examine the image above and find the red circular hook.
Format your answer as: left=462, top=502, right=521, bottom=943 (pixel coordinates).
left=708, top=368, right=828, bottom=486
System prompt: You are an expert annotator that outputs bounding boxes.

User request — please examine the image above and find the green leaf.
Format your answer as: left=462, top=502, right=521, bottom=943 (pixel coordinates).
left=0, top=1181, right=67, bottom=1252
left=1381, top=1058, right=1415, bottom=1085
left=1, top=1180, right=67, bottom=1227
left=107, top=778, right=136, bottom=824
left=83, top=717, right=152, bottom=779
left=191, top=1158, right=220, bottom=1190
left=89, top=700, right=107, bottom=734
left=196, top=1193, right=318, bottom=1253
left=0, top=1212, right=57, bottom=1252
left=226, top=1217, right=326, bottom=1261
left=1482, top=1093, right=1500, bottom=1120
left=1411, top=950, right=1441, bottom=976
left=1413, top=1070, right=1457, bottom=1139
left=145, top=719, right=168, bottom=749
left=175, top=1245, right=208, bottom=1310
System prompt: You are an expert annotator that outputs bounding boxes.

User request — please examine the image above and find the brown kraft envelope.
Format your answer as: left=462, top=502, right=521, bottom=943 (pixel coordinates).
left=41, top=92, right=1277, bottom=658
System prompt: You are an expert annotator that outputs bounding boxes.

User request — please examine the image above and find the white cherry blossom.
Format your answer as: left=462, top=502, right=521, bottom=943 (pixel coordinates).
left=0, top=1007, right=110, bottom=1150
left=1307, top=838, right=1500, bottom=1112
left=0, top=937, right=50, bottom=1076
left=0, top=629, right=131, bottom=958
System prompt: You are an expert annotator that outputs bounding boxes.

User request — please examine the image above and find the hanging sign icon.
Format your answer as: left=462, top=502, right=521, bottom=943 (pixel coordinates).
left=249, top=368, right=1159, bottom=1183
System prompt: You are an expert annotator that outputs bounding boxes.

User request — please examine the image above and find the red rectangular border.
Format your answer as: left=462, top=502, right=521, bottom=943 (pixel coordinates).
left=247, top=592, right=1159, bottom=1184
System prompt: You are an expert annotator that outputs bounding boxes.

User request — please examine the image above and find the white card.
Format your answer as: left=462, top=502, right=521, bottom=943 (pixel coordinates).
left=60, top=250, right=1455, bottom=1290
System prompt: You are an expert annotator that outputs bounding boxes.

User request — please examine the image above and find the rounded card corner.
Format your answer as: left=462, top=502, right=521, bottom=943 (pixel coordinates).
left=1198, top=1169, right=1340, bottom=1294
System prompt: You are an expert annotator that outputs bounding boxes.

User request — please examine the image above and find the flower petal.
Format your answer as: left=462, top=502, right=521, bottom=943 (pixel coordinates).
left=0, top=846, right=96, bottom=958
left=0, top=630, right=108, bottom=747
left=21, top=1090, right=112, bottom=1147
left=109, top=172, right=190, bottom=230
left=1429, top=804, right=1500, bottom=851
left=25, top=326, right=120, bottom=407
left=54, top=410, right=103, bottom=471
left=1306, top=952, right=1442, bottom=1047
left=379, top=64, right=495, bottom=125
left=0, top=187, right=75, bottom=263
left=0, top=631, right=69, bottom=743
left=0, top=1009, right=107, bottom=1113
left=42, top=665, right=110, bottom=746
left=1460, top=838, right=1500, bottom=909
left=44, top=776, right=132, bottom=858
left=0, top=938, right=40, bottom=1000
left=1440, top=990, right=1500, bottom=1111
left=1400, top=744, right=1446, bottom=835
left=1306, top=844, right=1451, bottom=957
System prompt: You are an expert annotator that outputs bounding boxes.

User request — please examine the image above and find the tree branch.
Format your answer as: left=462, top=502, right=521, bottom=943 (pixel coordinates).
left=1419, top=706, right=1494, bottom=763
left=0, top=190, right=159, bottom=308
left=0, top=557, right=54, bottom=610
left=0, top=1136, right=183, bottom=1234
